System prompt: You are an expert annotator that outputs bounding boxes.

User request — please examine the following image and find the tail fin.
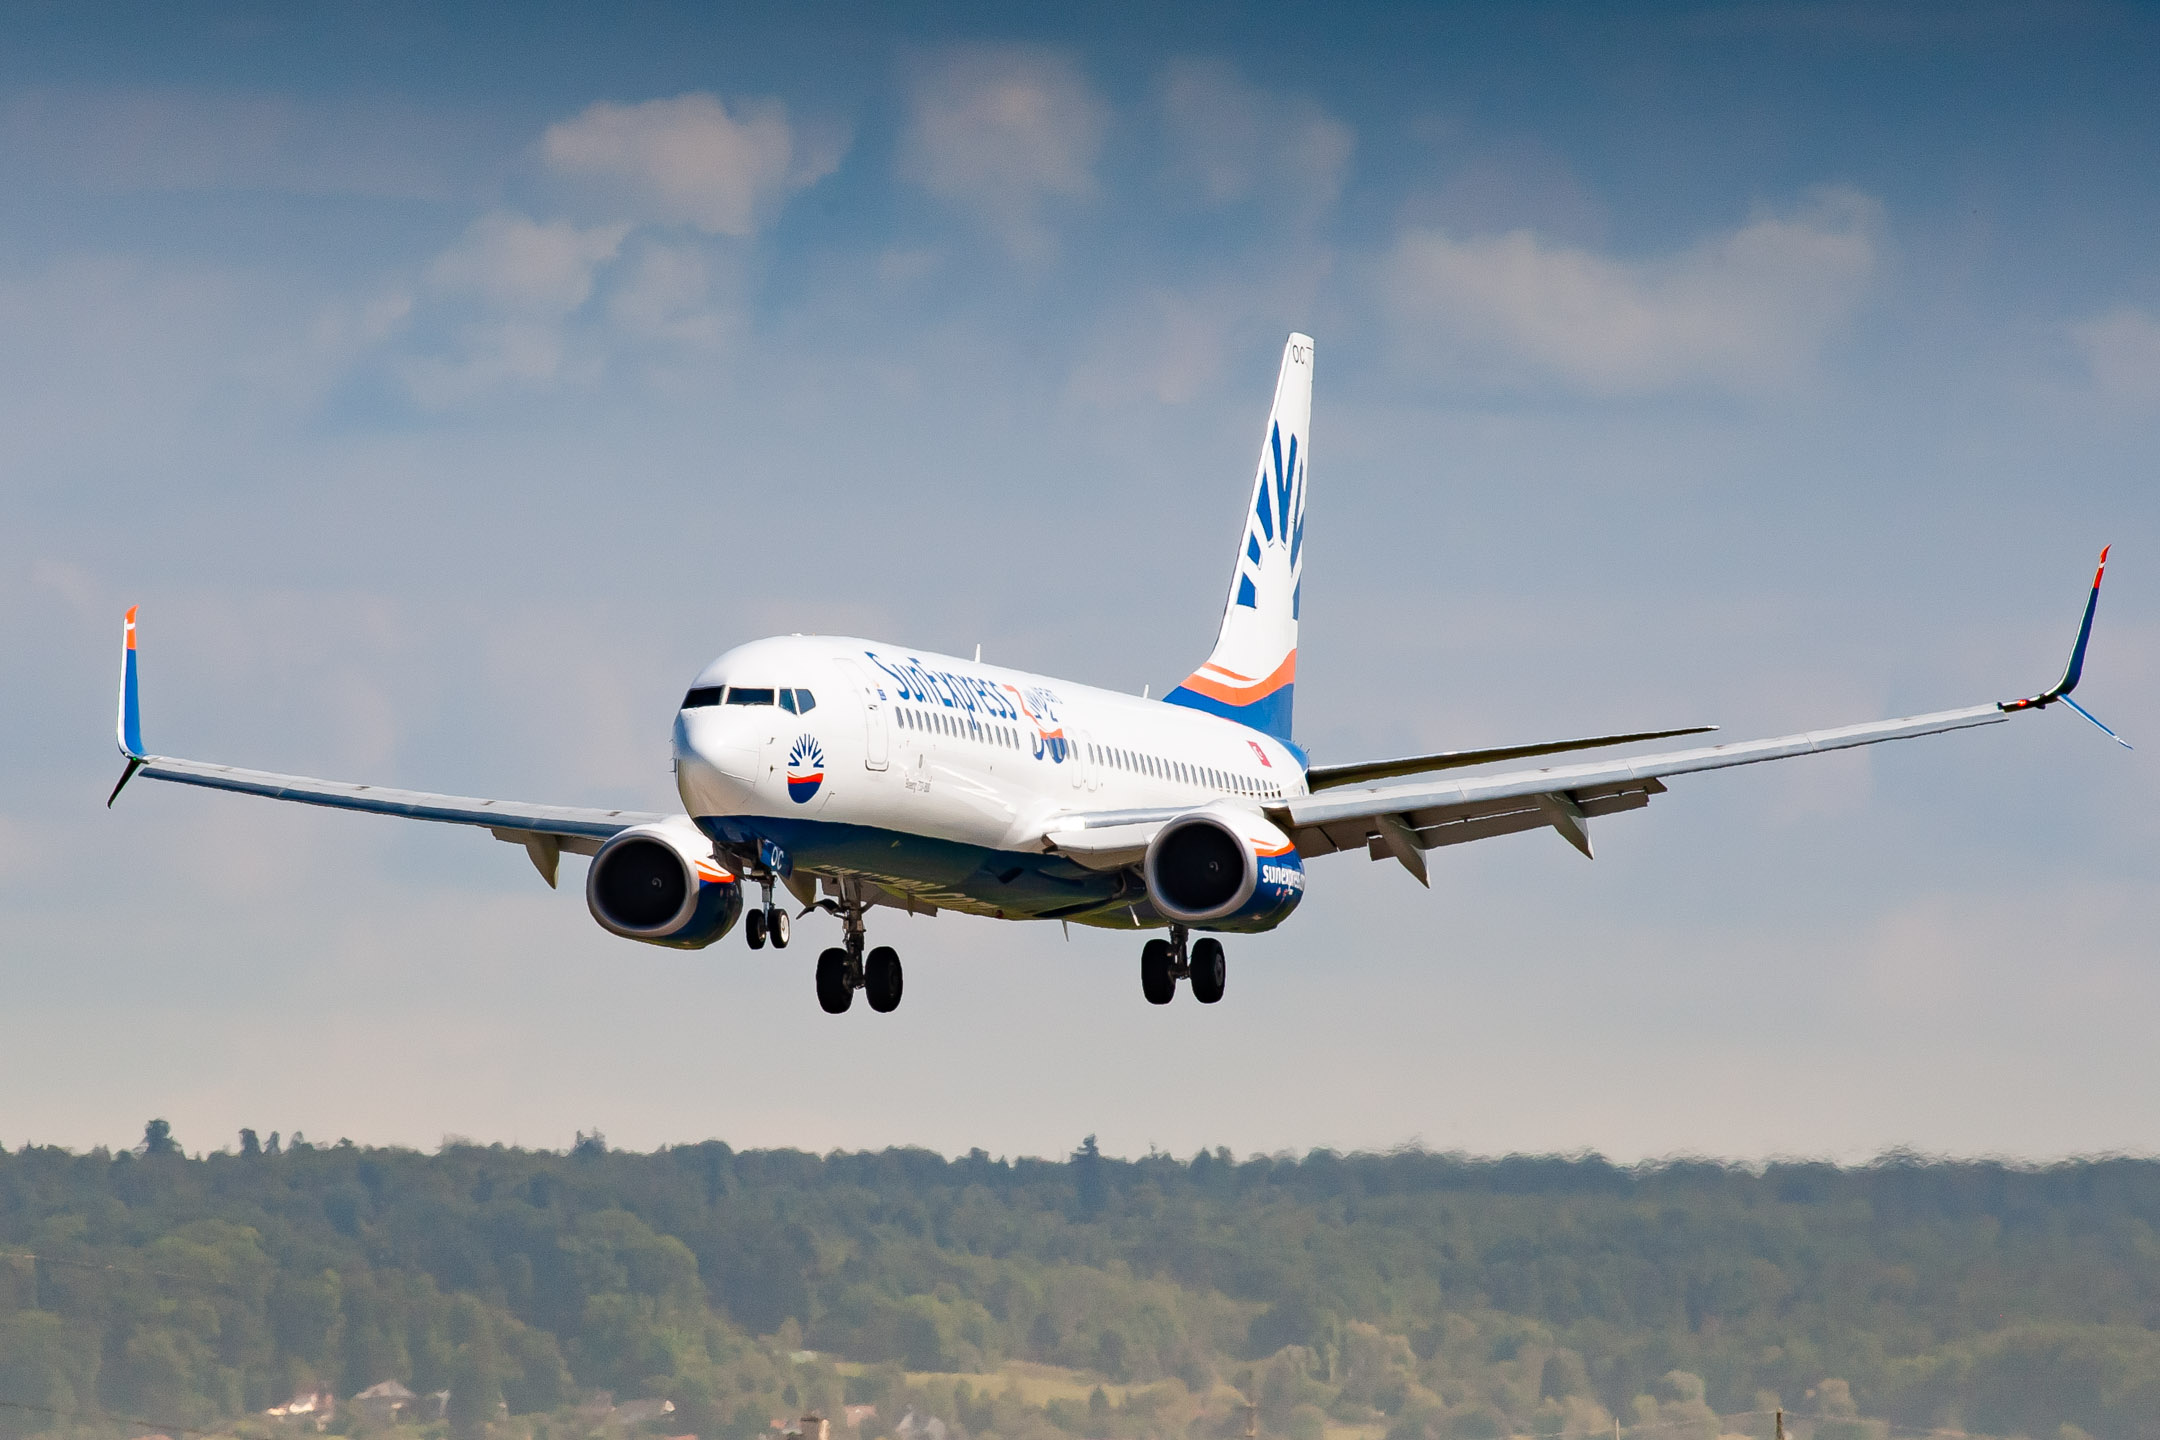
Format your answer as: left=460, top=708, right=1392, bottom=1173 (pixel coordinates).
left=1164, top=333, right=1311, bottom=744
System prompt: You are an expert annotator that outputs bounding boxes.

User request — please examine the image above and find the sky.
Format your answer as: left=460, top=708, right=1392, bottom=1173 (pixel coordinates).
left=2, top=0, right=2157, bottom=1165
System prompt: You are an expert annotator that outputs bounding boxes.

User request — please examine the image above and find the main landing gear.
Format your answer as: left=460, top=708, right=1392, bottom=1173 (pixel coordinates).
left=1141, top=927, right=1226, bottom=1005
left=813, top=884, right=903, bottom=1015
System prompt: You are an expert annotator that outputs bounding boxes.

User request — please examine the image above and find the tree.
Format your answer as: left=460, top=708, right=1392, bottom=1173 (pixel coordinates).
left=141, top=1118, right=180, bottom=1157
left=240, top=1129, right=262, bottom=1158
left=1072, top=1135, right=1106, bottom=1218
left=446, top=1335, right=506, bottom=1435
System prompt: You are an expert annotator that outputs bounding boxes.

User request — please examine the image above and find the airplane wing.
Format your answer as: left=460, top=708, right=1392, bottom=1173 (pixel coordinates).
left=1273, top=547, right=2125, bottom=884
left=1303, top=725, right=1717, bottom=790
left=106, top=608, right=671, bottom=886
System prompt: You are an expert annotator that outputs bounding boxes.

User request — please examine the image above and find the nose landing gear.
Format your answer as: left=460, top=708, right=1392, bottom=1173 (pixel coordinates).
left=1140, top=926, right=1227, bottom=1005
left=744, top=871, right=792, bottom=950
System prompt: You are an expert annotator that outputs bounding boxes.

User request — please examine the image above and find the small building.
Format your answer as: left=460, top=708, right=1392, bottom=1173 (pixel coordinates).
left=265, top=1389, right=336, bottom=1430
left=353, top=1381, right=416, bottom=1425
left=895, top=1410, right=948, bottom=1440
left=617, top=1400, right=678, bottom=1426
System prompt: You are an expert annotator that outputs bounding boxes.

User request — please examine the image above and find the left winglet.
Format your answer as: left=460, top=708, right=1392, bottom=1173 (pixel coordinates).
left=109, top=606, right=146, bottom=806
left=1999, top=546, right=2131, bottom=748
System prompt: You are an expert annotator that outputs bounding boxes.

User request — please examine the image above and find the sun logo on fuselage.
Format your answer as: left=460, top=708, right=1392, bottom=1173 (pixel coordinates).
left=786, top=734, right=825, bottom=803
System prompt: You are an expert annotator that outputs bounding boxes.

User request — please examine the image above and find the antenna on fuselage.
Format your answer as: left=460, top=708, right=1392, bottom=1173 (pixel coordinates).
left=975, top=643, right=982, bottom=662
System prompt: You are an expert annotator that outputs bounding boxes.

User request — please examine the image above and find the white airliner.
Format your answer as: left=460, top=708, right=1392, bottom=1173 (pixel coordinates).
left=109, top=334, right=2124, bottom=1013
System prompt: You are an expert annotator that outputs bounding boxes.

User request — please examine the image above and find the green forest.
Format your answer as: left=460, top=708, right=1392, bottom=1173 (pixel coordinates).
left=6, top=1127, right=2160, bottom=1440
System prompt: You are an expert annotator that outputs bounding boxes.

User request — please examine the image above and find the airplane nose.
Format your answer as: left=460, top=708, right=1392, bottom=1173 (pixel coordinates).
left=674, top=707, right=763, bottom=808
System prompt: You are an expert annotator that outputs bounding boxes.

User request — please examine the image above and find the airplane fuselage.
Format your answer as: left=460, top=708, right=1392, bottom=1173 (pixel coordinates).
left=673, top=635, right=1308, bottom=930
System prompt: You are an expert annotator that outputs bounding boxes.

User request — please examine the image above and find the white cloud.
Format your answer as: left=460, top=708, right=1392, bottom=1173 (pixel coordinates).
left=426, top=211, right=630, bottom=316
left=541, top=92, right=840, bottom=237
left=1380, top=187, right=1883, bottom=395
left=607, top=241, right=736, bottom=349
left=899, top=46, right=1108, bottom=260
left=394, top=213, right=630, bottom=405
left=1157, top=60, right=1354, bottom=221
left=2071, top=306, right=2160, bottom=407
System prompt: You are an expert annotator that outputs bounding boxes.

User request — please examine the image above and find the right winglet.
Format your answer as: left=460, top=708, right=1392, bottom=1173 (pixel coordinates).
left=108, top=606, right=146, bottom=806
left=2000, top=546, right=2130, bottom=747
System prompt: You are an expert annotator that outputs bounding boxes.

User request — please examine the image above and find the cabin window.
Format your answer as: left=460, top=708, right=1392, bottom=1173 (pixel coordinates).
left=682, top=686, right=723, bottom=709
left=726, top=687, right=775, bottom=706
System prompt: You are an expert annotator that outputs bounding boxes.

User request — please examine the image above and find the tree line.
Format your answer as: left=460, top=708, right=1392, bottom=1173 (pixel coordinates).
left=5, top=1126, right=2160, bottom=1440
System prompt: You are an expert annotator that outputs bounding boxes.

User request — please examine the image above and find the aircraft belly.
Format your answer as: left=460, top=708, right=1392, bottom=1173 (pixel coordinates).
left=693, top=814, right=1138, bottom=921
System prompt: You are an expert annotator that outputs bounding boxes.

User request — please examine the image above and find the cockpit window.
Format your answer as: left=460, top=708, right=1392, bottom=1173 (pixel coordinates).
left=794, top=688, right=816, bottom=713
left=726, top=687, right=775, bottom=706
left=682, top=686, right=723, bottom=709
left=779, top=690, right=797, bottom=713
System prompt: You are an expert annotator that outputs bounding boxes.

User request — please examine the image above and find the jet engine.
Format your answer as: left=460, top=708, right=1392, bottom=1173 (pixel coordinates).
left=1142, top=806, right=1306, bottom=931
left=585, top=818, right=744, bottom=949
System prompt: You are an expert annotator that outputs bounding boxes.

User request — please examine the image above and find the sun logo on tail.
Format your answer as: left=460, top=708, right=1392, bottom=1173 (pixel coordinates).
left=786, top=734, right=825, bottom=803
left=1236, top=420, right=1306, bottom=613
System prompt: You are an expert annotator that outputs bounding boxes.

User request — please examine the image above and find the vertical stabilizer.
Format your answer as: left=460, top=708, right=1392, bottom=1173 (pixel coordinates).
left=1164, top=333, right=1310, bottom=744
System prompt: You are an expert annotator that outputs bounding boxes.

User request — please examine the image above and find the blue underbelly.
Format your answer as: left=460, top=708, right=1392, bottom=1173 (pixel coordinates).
left=694, top=814, right=1143, bottom=922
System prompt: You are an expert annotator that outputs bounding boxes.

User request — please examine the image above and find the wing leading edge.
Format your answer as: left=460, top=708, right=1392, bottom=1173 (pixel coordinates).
left=107, top=612, right=670, bottom=885
left=1304, top=724, right=1718, bottom=791
left=1271, top=548, right=2123, bottom=883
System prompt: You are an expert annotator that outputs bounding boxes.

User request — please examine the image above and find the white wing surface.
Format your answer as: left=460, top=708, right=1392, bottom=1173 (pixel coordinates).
left=132, top=755, right=668, bottom=843
left=1273, top=702, right=2009, bottom=877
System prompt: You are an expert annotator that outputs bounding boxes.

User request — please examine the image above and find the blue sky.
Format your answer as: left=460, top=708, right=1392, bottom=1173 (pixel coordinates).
left=3, top=0, right=2156, bottom=1162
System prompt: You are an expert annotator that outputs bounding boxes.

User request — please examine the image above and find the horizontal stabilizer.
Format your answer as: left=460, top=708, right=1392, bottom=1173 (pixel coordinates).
left=1305, top=725, right=1717, bottom=791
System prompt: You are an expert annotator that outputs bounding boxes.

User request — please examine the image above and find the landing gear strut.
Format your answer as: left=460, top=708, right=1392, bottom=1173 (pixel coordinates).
left=1141, top=926, right=1226, bottom=1005
left=814, top=882, right=902, bottom=1015
left=746, top=871, right=791, bottom=950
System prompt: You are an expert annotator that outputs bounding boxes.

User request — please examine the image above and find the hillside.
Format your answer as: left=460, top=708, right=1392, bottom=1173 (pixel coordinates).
left=5, top=1130, right=2160, bottom=1440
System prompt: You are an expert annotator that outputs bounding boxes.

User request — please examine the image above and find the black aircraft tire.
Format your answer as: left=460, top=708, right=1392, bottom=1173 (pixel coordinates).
left=1141, top=938, right=1176, bottom=1005
left=767, top=907, right=791, bottom=948
left=1189, top=937, right=1226, bottom=1004
left=815, top=948, right=853, bottom=1013
left=745, top=908, right=767, bottom=950
left=866, top=946, right=904, bottom=1013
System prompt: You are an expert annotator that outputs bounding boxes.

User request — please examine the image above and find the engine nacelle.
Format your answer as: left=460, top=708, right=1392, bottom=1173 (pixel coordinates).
left=1142, top=806, right=1306, bottom=932
left=585, top=818, right=744, bottom=949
